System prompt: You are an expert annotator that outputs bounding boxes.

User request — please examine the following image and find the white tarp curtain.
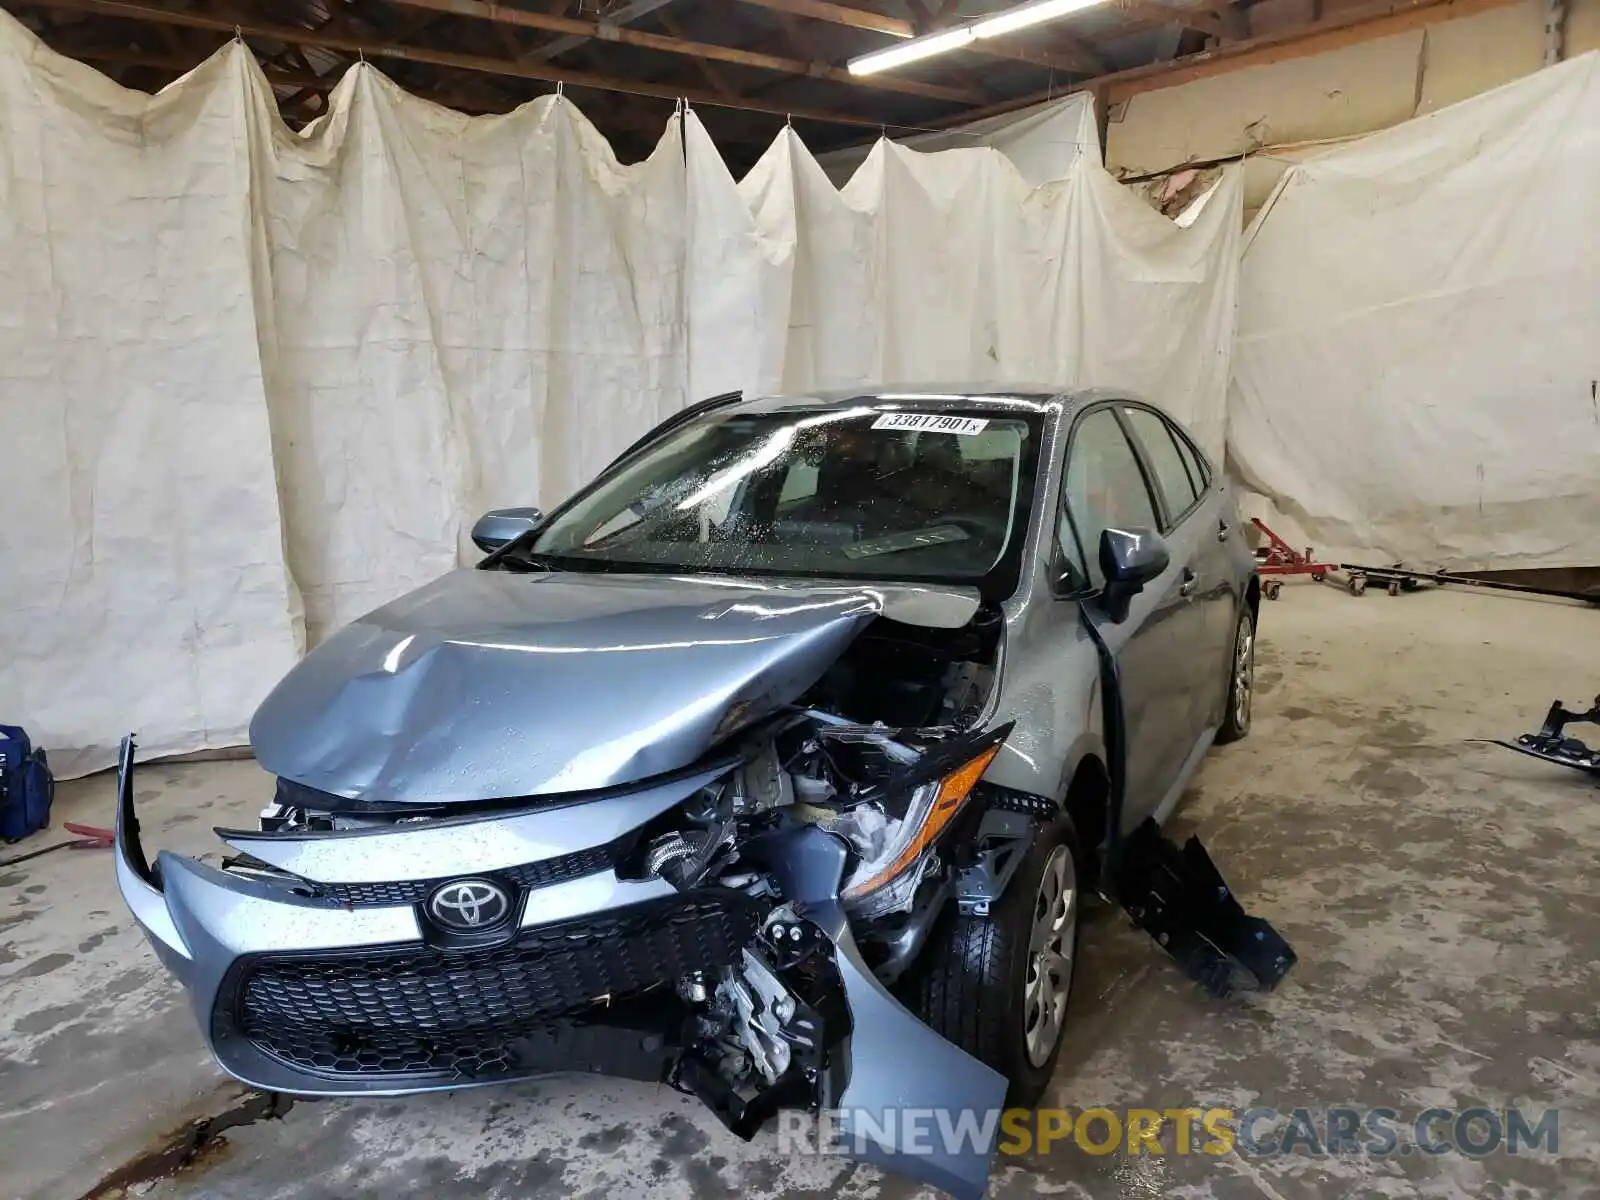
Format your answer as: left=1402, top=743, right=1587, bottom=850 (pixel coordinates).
left=814, top=92, right=1100, bottom=188
left=247, top=65, right=688, bottom=645
left=1230, top=53, right=1600, bottom=569
left=0, top=17, right=689, bottom=775
left=0, top=31, right=303, bottom=777
left=0, top=11, right=1239, bottom=776
left=686, top=112, right=1242, bottom=460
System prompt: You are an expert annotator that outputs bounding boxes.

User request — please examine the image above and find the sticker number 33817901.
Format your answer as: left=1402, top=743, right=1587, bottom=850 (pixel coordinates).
left=871, top=413, right=989, bottom=436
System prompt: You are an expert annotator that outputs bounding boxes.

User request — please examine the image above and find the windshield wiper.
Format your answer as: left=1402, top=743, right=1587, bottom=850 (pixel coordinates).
left=477, top=530, right=550, bottom=571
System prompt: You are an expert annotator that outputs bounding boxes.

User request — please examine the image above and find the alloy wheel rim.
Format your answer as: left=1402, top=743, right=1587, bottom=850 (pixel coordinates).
left=1023, top=844, right=1076, bottom=1068
left=1234, top=617, right=1255, bottom=729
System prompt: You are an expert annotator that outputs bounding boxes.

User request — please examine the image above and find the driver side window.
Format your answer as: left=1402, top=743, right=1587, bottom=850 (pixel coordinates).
left=1060, top=408, right=1160, bottom=589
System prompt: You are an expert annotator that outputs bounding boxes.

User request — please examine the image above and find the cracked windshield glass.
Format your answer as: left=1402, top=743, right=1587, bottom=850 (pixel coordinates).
left=528, top=406, right=1039, bottom=581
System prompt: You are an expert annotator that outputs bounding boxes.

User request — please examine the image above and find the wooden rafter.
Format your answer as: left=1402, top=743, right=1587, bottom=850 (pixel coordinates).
left=656, top=9, right=739, bottom=99
left=379, top=0, right=979, bottom=103
left=977, top=31, right=1101, bottom=76
left=896, top=0, right=1002, bottom=96
left=47, top=33, right=774, bottom=147
left=729, top=0, right=916, bottom=39
left=527, top=0, right=678, bottom=62
left=907, top=0, right=963, bottom=32
left=734, top=0, right=1112, bottom=77
left=8, top=0, right=1534, bottom=163
left=1111, top=0, right=1223, bottom=37
left=17, top=0, right=894, bottom=127
left=930, top=0, right=1516, bottom=124
left=48, top=45, right=344, bottom=96
left=1045, top=29, right=1111, bottom=74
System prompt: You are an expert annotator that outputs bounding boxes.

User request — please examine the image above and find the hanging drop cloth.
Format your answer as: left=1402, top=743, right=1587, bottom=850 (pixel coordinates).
left=1229, top=54, right=1600, bottom=569
left=0, top=26, right=302, bottom=777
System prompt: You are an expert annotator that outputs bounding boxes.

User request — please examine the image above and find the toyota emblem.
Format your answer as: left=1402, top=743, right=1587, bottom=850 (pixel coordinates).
left=427, top=879, right=512, bottom=931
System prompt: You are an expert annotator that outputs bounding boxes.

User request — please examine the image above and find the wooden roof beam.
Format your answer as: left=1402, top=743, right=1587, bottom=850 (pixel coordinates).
left=656, top=10, right=741, bottom=99
left=730, top=0, right=917, bottom=39
left=733, top=0, right=1108, bottom=77
left=1111, top=0, right=1224, bottom=37
left=20, top=0, right=894, bottom=128
left=58, top=41, right=774, bottom=145
left=930, top=0, right=1516, bottom=126
left=526, top=0, right=678, bottom=63
left=378, top=0, right=979, bottom=103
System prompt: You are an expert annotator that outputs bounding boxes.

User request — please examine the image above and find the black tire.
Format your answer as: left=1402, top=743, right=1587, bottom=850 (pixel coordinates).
left=902, top=815, right=1080, bottom=1106
left=1216, top=604, right=1255, bottom=744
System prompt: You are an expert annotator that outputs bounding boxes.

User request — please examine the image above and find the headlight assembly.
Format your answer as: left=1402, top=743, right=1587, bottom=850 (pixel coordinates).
left=839, top=725, right=1012, bottom=920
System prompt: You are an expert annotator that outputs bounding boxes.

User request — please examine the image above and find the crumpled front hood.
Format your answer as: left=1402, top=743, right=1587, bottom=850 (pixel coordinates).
left=250, top=569, right=980, bottom=805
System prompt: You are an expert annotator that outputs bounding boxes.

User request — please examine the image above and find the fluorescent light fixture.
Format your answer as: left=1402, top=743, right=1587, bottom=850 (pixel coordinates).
left=848, top=0, right=1110, bottom=76
left=972, top=0, right=1108, bottom=38
left=848, top=26, right=976, bottom=76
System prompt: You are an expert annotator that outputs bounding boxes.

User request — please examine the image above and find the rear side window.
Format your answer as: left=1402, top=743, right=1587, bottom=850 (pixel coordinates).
left=1173, top=427, right=1211, bottom=495
left=1121, top=406, right=1199, bottom=526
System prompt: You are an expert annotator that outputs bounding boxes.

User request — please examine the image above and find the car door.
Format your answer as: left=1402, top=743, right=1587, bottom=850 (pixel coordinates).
left=1116, top=404, right=1235, bottom=740
left=1169, top=419, right=1244, bottom=729
left=1058, top=405, right=1200, bottom=832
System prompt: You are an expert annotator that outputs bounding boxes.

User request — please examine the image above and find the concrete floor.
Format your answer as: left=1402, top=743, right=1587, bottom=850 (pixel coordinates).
left=4, top=582, right=1599, bottom=1200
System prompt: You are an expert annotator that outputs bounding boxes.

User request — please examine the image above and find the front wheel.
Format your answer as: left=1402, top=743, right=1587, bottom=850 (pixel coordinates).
left=1216, top=606, right=1255, bottom=744
left=902, top=816, right=1080, bottom=1105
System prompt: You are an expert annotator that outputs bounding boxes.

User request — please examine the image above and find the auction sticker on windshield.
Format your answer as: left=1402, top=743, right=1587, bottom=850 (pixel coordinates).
left=843, top=525, right=969, bottom=560
left=872, top=413, right=989, bottom=435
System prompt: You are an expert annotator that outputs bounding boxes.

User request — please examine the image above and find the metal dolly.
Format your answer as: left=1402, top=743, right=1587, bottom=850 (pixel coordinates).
left=1339, top=563, right=1600, bottom=604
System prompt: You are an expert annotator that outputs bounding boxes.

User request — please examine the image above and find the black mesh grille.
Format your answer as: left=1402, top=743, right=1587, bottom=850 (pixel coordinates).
left=305, top=843, right=615, bottom=908
left=222, top=893, right=759, bottom=1079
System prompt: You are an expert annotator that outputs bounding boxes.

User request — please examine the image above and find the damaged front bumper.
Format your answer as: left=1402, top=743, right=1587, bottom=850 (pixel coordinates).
left=113, top=738, right=1006, bottom=1199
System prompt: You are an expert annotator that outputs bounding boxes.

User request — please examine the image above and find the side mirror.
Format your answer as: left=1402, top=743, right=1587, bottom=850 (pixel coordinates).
left=471, top=507, right=546, bottom=554
left=1098, top=527, right=1169, bottom=623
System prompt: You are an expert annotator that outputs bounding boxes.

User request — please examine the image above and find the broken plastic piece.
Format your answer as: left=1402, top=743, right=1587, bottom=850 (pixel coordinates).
left=1112, top=819, right=1298, bottom=999
left=1493, top=697, right=1600, bottom=777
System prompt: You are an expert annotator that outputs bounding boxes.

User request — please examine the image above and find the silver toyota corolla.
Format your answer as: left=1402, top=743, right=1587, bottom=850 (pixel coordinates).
left=116, top=386, right=1286, bottom=1198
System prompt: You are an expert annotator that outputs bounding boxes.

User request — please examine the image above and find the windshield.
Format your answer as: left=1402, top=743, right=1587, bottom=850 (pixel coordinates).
left=523, top=405, right=1043, bottom=593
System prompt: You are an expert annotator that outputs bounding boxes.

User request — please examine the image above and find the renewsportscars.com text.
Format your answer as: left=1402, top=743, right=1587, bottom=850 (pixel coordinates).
left=776, top=1106, right=1560, bottom=1160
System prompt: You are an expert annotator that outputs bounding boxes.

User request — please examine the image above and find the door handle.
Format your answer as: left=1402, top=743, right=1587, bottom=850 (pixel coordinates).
left=1179, top=568, right=1197, bottom=597
left=1217, top=521, right=1232, bottom=543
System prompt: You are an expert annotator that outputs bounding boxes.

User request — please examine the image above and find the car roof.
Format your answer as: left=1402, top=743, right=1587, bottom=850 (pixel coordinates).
left=728, top=384, right=1114, bottom=416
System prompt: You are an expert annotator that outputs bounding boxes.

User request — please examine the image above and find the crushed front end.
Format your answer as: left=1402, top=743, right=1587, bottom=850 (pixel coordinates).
left=114, top=709, right=1014, bottom=1198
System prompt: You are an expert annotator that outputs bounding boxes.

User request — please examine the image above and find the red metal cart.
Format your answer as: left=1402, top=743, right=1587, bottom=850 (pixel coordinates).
left=1250, top=518, right=1342, bottom=599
